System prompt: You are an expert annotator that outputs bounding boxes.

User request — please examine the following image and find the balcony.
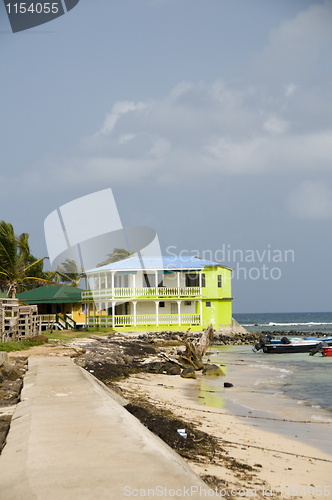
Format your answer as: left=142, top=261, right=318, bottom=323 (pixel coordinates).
left=82, top=286, right=201, bottom=301
left=88, top=313, right=201, bottom=328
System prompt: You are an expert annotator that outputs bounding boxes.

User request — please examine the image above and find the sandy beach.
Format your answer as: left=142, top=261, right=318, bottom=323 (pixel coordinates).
left=117, top=371, right=332, bottom=499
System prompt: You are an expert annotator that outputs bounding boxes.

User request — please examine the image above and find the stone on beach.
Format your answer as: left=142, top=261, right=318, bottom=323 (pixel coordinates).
left=202, top=363, right=225, bottom=376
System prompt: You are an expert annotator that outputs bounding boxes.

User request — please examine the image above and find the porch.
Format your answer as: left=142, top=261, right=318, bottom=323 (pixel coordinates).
left=82, top=286, right=201, bottom=301
left=87, top=299, right=203, bottom=328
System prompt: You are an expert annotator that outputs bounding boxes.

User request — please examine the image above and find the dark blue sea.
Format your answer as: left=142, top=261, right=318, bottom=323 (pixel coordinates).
left=233, top=311, right=332, bottom=335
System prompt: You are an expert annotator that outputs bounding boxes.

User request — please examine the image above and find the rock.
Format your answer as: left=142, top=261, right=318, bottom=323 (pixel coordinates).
left=115, top=356, right=125, bottom=365
left=29, top=335, right=48, bottom=343
left=123, top=355, right=134, bottom=365
left=89, top=335, right=110, bottom=343
left=224, top=382, right=233, bottom=388
left=202, top=363, right=225, bottom=377
left=144, top=361, right=181, bottom=375
left=1, top=379, right=23, bottom=393
left=163, top=362, right=181, bottom=375
left=0, top=362, right=22, bottom=381
left=0, top=352, right=9, bottom=366
left=181, top=367, right=196, bottom=379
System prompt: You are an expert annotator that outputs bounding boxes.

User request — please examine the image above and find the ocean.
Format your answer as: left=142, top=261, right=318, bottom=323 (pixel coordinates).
left=191, top=313, right=332, bottom=454
left=233, top=311, right=332, bottom=335
left=232, top=312, right=332, bottom=417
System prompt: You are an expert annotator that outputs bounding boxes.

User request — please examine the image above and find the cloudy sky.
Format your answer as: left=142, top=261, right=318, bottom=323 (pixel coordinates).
left=1, top=0, right=332, bottom=313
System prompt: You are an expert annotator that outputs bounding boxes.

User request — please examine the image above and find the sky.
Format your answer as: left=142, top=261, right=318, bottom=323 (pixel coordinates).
left=1, top=0, right=332, bottom=314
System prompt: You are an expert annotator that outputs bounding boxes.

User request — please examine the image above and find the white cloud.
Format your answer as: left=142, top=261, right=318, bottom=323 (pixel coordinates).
left=263, top=117, right=289, bottom=135
left=248, top=1, right=332, bottom=83
left=15, top=1, right=332, bottom=190
left=285, top=84, right=297, bottom=97
left=97, top=101, right=147, bottom=135
left=289, top=180, right=332, bottom=219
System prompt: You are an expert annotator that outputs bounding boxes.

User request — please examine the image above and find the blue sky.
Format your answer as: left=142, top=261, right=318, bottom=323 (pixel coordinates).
left=1, top=0, right=332, bottom=313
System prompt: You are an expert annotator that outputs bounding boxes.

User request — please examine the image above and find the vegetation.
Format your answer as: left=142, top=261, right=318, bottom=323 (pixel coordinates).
left=0, top=340, right=45, bottom=352
left=0, top=218, right=132, bottom=297
left=54, top=258, right=85, bottom=287
left=97, top=248, right=133, bottom=267
left=0, top=221, right=50, bottom=298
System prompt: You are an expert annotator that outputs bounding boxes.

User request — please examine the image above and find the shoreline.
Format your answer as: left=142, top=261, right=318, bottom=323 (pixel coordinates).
left=116, top=371, right=332, bottom=498
left=3, top=333, right=332, bottom=497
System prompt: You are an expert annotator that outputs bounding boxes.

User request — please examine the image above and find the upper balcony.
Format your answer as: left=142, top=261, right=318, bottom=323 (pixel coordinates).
left=82, top=286, right=202, bottom=302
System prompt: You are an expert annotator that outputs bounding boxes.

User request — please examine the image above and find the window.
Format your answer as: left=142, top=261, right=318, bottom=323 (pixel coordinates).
left=171, top=303, right=177, bottom=314
left=159, top=302, right=165, bottom=308
left=201, top=273, right=206, bottom=287
left=114, top=275, right=121, bottom=287
left=218, top=275, right=222, bottom=288
left=123, top=274, right=129, bottom=288
left=185, top=273, right=199, bottom=287
left=185, top=301, right=192, bottom=306
left=143, top=273, right=155, bottom=287
left=81, top=303, right=86, bottom=314
left=206, top=301, right=211, bottom=307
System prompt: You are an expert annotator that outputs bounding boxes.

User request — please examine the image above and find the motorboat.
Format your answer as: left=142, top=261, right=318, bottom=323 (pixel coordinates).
left=253, top=334, right=332, bottom=354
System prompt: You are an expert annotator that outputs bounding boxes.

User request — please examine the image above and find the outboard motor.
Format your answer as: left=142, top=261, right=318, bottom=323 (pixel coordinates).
left=281, top=336, right=291, bottom=344
left=309, top=341, right=328, bottom=356
left=253, top=334, right=272, bottom=352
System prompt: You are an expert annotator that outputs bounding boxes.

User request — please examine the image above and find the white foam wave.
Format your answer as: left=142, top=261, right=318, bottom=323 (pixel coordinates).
left=242, top=321, right=332, bottom=327
left=268, top=322, right=332, bottom=327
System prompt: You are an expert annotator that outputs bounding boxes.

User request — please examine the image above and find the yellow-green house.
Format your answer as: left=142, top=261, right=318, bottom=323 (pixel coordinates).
left=83, top=256, right=233, bottom=331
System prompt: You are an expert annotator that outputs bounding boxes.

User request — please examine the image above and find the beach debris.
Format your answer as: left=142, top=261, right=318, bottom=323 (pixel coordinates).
left=175, top=324, right=214, bottom=370
left=177, top=429, right=187, bottom=439
left=89, top=334, right=110, bottom=343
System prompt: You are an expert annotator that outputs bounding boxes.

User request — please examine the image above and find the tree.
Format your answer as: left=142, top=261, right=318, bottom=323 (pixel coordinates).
left=55, top=258, right=85, bottom=287
left=97, top=248, right=133, bottom=267
left=0, top=221, right=49, bottom=298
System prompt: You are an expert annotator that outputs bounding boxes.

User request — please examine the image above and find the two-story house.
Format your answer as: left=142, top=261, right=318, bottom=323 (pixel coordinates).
left=82, top=256, right=233, bottom=331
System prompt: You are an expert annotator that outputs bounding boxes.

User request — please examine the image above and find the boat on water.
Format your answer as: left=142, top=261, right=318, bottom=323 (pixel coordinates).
left=253, top=334, right=332, bottom=354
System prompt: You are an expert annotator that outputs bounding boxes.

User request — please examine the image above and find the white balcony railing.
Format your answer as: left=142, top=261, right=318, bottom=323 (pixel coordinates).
left=88, top=313, right=200, bottom=327
left=82, top=286, right=201, bottom=301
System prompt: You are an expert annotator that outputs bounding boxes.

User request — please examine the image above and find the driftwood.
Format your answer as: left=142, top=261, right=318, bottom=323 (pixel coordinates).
left=176, top=324, right=214, bottom=370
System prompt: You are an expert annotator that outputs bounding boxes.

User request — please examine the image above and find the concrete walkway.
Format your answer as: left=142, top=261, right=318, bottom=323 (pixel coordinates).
left=0, top=357, right=206, bottom=500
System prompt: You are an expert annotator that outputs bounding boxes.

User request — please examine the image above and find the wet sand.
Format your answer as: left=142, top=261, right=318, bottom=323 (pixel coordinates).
left=117, top=357, right=332, bottom=499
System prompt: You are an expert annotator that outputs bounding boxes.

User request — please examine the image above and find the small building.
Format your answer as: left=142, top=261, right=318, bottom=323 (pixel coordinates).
left=82, top=256, right=234, bottom=331
left=0, top=294, right=39, bottom=341
left=17, top=285, right=85, bottom=330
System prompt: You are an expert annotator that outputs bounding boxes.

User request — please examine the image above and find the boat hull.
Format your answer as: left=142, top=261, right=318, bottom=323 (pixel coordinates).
left=263, top=339, right=332, bottom=354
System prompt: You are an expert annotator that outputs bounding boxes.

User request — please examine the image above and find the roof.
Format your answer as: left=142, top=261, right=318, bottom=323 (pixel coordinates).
left=87, top=255, right=232, bottom=273
left=17, top=285, right=82, bottom=304
left=0, top=292, right=8, bottom=298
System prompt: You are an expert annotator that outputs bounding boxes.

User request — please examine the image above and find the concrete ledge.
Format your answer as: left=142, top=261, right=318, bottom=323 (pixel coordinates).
left=0, top=356, right=206, bottom=500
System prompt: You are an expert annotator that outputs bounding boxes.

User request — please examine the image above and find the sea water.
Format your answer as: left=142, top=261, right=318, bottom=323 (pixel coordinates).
left=190, top=313, right=332, bottom=455
left=197, top=345, right=332, bottom=455
left=233, top=311, right=332, bottom=335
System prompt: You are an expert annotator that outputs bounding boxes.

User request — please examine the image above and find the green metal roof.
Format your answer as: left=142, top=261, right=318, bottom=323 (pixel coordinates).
left=0, top=292, right=8, bottom=298
left=17, top=285, right=82, bottom=304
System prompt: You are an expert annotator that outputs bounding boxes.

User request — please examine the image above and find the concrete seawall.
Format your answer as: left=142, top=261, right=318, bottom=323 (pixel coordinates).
left=0, top=356, right=206, bottom=500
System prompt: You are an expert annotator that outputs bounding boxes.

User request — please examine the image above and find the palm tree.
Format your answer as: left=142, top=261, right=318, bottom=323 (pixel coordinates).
left=97, top=248, right=133, bottom=267
left=55, top=258, right=85, bottom=287
left=0, top=221, right=49, bottom=298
